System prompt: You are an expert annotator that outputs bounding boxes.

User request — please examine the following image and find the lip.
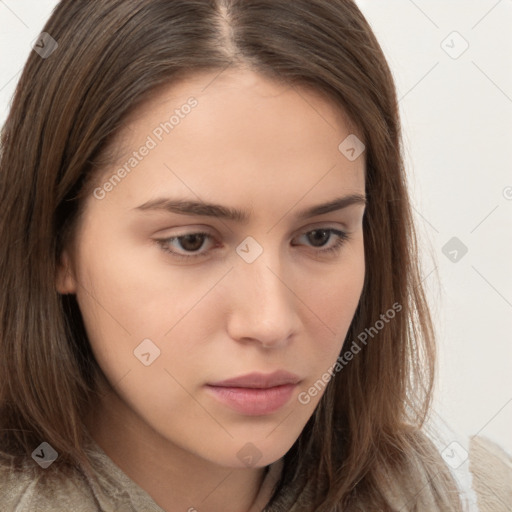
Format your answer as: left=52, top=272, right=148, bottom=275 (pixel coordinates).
left=208, top=371, right=301, bottom=389
left=205, top=371, right=301, bottom=416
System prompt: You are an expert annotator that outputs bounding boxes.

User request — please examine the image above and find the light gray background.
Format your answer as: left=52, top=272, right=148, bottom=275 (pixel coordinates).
left=1, top=1, right=511, bottom=455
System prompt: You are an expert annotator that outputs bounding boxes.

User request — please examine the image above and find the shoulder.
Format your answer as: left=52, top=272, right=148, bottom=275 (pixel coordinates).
left=0, top=441, right=165, bottom=512
left=380, top=426, right=512, bottom=511
left=469, top=435, right=512, bottom=511
left=0, top=457, right=99, bottom=512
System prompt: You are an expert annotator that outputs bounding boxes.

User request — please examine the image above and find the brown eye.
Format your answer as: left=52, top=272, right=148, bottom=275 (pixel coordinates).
left=293, top=228, right=349, bottom=256
left=177, top=233, right=207, bottom=252
left=306, top=229, right=331, bottom=247
left=156, top=231, right=215, bottom=261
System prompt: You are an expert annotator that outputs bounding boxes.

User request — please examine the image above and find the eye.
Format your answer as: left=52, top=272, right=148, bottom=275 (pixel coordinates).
left=156, top=232, right=215, bottom=261
left=292, top=228, right=350, bottom=256
left=155, top=227, right=351, bottom=261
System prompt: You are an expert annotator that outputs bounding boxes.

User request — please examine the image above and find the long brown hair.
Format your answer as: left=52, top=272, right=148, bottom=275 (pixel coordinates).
left=0, top=0, right=462, bottom=509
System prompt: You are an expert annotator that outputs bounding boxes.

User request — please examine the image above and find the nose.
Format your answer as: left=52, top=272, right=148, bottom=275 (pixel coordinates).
left=225, top=251, right=301, bottom=349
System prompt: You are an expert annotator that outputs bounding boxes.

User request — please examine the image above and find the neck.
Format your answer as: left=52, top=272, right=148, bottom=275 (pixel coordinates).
left=84, top=388, right=272, bottom=512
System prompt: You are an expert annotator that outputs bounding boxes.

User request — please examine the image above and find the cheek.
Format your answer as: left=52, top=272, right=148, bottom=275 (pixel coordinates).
left=299, top=243, right=365, bottom=373
left=72, top=242, right=163, bottom=379
left=72, top=234, right=224, bottom=392
left=74, top=236, right=197, bottom=335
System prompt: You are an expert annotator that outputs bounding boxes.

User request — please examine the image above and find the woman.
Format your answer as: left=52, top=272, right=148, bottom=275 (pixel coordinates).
left=0, top=1, right=509, bottom=510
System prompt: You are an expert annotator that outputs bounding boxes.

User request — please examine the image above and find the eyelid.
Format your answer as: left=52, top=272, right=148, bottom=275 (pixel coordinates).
left=292, top=221, right=350, bottom=235
left=155, top=221, right=348, bottom=240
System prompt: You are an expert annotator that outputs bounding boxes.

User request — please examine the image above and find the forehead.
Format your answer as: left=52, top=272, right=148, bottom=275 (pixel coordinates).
left=123, top=68, right=359, bottom=133
left=92, top=69, right=365, bottom=210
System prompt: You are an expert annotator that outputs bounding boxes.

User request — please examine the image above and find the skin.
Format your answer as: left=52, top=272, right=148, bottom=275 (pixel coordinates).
left=56, top=68, right=366, bottom=512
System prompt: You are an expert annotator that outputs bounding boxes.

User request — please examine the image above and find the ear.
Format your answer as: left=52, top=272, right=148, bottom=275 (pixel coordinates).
left=55, top=249, right=77, bottom=294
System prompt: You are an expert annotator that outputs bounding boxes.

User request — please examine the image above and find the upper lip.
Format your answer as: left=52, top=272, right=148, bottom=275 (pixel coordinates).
left=207, top=371, right=301, bottom=389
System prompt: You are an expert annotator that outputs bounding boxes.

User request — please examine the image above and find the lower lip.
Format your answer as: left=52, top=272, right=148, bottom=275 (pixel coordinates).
left=205, top=383, right=297, bottom=416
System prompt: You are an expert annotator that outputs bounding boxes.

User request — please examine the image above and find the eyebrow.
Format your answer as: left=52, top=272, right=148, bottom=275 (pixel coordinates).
left=134, top=193, right=367, bottom=223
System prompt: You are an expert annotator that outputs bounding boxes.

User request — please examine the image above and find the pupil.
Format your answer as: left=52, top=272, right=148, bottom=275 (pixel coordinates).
left=309, top=230, right=329, bottom=247
left=181, top=234, right=204, bottom=251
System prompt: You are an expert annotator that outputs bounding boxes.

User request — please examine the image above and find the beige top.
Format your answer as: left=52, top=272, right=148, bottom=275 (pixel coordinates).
left=1, top=435, right=511, bottom=511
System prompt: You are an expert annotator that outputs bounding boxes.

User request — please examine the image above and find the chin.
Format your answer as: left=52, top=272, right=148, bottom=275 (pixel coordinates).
left=203, top=434, right=298, bottom=470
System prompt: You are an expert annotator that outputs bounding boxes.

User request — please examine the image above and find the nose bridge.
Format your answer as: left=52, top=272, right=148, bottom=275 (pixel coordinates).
left=226, top=239, right=299, bottom=344
left=238, top=244, right=290, bottom=312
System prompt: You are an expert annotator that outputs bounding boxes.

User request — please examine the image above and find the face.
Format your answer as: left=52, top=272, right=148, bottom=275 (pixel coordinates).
left=58, top=69, right=366, bottom=469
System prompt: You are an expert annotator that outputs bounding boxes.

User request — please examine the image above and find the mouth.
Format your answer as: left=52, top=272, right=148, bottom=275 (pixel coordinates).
left=205, top=371, right=301, bottom=416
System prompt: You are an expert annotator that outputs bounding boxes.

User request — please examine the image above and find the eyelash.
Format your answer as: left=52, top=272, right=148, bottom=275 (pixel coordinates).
left=156, top=228, right=351, bottom=262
